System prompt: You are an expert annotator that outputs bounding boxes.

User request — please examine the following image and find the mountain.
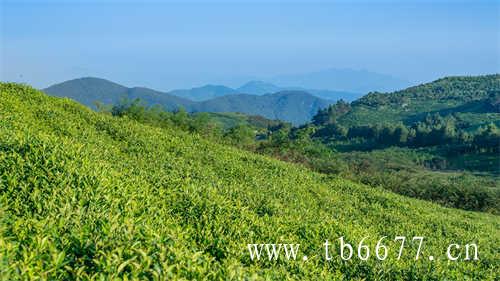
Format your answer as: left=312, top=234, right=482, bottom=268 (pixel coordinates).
left=1, top=82, right=498, bottom=279
left=196, top=91, right=331, bottom=125
left=236, top=80, right=282, bottom=95
left=42, top=77, right=128, bottom=106
left=236, top=80, right=362, bottom=101
left=169, top=84, right=238, bottom=101
left=44, top=77, right=195, bottom=111
left=270, top=68, right=411, bottom=93
left=43, top=77, right=333, bottom=124
left=331, top=74, right=500, bottom=127
left=170, top=80, right=361, bottom=101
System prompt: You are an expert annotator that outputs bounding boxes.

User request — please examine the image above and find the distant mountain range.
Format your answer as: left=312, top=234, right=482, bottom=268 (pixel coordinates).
left=165, top=80, right=360, bottom=102
left=41, top=68, right=411, bottom=124
left=43, top=77, right=334, bottom=124
left=162, top=67, right=407, bottom=101
left=235, top=81, right=361, bottom=101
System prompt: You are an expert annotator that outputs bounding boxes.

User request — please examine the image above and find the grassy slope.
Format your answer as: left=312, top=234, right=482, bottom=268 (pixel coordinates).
left=0, top=83, right=499, bottom=280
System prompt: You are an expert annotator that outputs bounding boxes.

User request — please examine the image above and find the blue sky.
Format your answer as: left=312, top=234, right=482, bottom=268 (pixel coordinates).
left=1, top=0, right=499, bottom=90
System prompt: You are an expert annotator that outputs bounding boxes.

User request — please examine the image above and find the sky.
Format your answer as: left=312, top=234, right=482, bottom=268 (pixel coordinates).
left=1, top=0, right=499, bottom=91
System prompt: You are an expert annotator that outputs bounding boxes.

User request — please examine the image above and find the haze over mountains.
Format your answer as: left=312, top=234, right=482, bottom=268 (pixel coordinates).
left=43, top=77, right=333, bottom=124
left=268, top=68, right=411, bottom=93
left=157, top=77, right=363, bottom=102
left=236, top=80, right=361, bottom=101
left=198, top=68, right=408, bottom=99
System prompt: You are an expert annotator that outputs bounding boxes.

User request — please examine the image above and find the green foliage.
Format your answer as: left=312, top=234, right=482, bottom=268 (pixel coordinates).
left=354, top=75, right=500, bottom=108
left=336, top=148, right=500, bottom=214
left=224, top=124, right=256, bottom=148
left=198, top=112, right=288, bottom=132
left=94, top=92, right=500, bottom=214
left=313, top=123, right=348, bottom=141
left=312, top=99, right=351, bottom=126
left=258, top=128, right=500, bottom=214
left=473, top=123, right=500, bottom=153
left=318, top=75, right=500, bottom=128
left=2, top=83, right=499, bottom=279
left=302, top=76, right=499, bottom=214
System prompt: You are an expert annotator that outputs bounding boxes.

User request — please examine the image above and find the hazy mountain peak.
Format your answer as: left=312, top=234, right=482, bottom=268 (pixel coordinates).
left=241, top=80, right=275, bottom=87
left=43, top=77, right=128, bottom=106
left=237, top=80, right=281, bottom=95
left=196, top=84, right=234, bottom=90
left=48, top=76, right=126, bottom=89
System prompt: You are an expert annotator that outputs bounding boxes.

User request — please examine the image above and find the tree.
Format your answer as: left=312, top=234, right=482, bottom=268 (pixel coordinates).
left=393, top=124, right=409, bottom=144
left=311, top=100, right=351, bottom=126
left=313, top=123, right=347, bottom=141
left=268, top=124, right=291, bottom=146
left=94, top=101, right=112, bottom=114
left=111, top=98, right=147, bottom=121
left=474, top=123, right=500, bottom=152
left=224, top=124, right=256, bottom=147
left=379, top=125, right=395, bottom=145
left=171, top=107, right=189, bottom=130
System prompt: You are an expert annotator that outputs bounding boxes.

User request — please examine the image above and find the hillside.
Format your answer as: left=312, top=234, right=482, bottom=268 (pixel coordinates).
left=1, top=83, right=499, bottom=279
left=43, top=77, right=333, bottom=124
left=43, top=77, right=129, bottom=106
left=44, top=77, right=195, bottom=111
left=290, top=75, right=500, bottom=212
left=332, top=75, right=500, bottom=128
left=199, top=112, right=288, bottom=130
left=195, top=91, right=331, bottom=125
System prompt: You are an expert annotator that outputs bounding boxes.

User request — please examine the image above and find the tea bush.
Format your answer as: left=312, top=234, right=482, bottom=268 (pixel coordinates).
left=0, top=83, right=499, bottom=280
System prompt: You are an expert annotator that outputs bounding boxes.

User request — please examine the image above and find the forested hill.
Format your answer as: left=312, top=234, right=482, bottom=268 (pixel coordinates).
left=193, top=91, right=331, bottom=125
left=42, top=77, right=195, bottom=112
left=318, top=75, right=500, bottom=127
left=356, top=75, right=499, bottom=106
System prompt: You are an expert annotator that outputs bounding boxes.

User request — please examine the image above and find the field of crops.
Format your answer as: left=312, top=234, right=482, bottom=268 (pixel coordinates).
left=0, top=83, right=499, bottom=279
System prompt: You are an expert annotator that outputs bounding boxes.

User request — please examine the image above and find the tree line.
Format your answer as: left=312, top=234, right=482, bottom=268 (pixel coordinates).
left=313, top=106, right=499, bottom=153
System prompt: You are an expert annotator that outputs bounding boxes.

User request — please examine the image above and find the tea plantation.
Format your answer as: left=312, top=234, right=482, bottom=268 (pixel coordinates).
left=0, top=83, right=499, bottom=279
